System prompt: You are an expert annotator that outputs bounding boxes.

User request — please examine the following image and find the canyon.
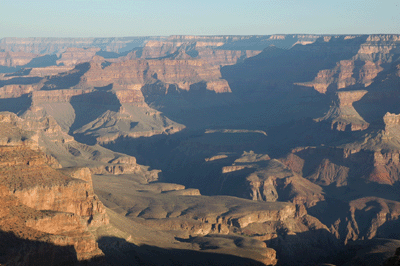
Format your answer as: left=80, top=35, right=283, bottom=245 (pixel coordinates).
left=1, top=34, right=400, bottom=265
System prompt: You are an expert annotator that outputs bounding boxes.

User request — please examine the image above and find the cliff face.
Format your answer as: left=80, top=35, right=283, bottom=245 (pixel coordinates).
left=0, top=117, right=108, bottom=263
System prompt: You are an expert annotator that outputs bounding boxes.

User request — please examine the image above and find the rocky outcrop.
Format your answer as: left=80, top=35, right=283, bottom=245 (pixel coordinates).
left=219, top=151, right=325, bottom=207
left=338, top=112, right=400, bottom=185
left=315, top=90, right=369, bottom=131
left=306, top=158, right=349, bottom=186
left=383, top=112, right=400, bottom=132
left=300, top=60, right=383, bottom=93
left=280, top=147, right=357, bottom=188
left=327, top=197, right=400, bottom=245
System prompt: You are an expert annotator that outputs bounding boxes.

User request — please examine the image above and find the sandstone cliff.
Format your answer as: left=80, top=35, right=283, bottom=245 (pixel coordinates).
left=0, top=117, right=108, bottom=264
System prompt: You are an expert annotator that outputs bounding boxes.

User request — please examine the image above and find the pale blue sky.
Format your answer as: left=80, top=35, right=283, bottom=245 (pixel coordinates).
left=1, top=0, right=399, bottom=38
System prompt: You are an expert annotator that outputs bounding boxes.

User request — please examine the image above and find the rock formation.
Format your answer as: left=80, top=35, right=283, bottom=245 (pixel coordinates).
left=216, top=151, right=325, bottom=207
left=0, top=51, right=39, bottom=67
left=299, top=60, right=384, bottom=93
left=96, top=170, right=335, bottom=266
left=315, top=90, right=369, bottom=131
left=0, top=36, right=161, bottom=54
left=2, top=34, right=400, bottom=265
left=77, top=55, right=231, bottom=93
left=56, top=47, right=101, bottom=66
left=298, top=35, right=400, bottom=93
left=0, top=115, right=108, bottom=264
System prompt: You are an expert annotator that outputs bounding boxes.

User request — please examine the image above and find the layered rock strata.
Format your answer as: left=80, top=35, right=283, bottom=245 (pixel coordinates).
left=216, top=151, right=325, bottom=207
left=79, top=55, right=231, bottom=93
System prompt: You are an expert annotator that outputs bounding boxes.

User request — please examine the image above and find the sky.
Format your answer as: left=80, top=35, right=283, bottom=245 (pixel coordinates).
left=1, top=0, right=399, bottom=38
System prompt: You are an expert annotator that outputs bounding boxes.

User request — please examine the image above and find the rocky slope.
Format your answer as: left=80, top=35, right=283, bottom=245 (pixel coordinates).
left=94, top=171, right=336, bottom=266
left=0, top=110, right=160, bottom=180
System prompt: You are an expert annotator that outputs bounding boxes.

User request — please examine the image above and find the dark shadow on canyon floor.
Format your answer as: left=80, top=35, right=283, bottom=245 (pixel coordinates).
left=97, top=236, right=267, bottom=266
left=0, top=230, right=106, bottom=266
